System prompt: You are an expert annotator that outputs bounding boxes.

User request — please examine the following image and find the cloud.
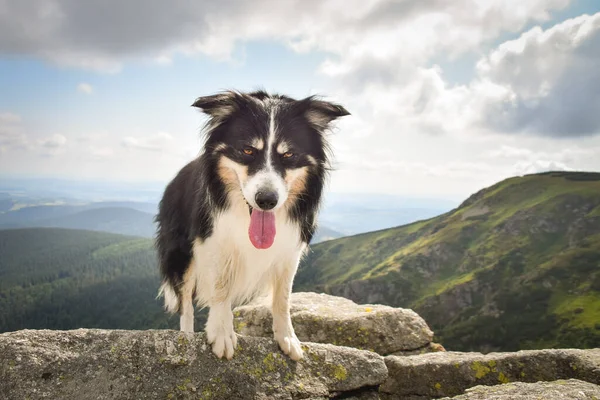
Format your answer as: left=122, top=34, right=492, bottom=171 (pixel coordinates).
left=486, top=145, right=596, bottom=162
left=355, top=11, right=600, bottom=142
left=121, top=132, right=173, bottom=152
left=513, top=160, right=573, bottom=175
left=488, top=145, right=534, bottom=159
left=483, top=144, right=600, bottom=176
left=0, top=112, right=22, bottom=124
left=39, top=134, right=67, bottom=148
left=89, top=146, right=114, bottom=159
left=0, top=112, right=28, bottom=151
left=0, top=113, right=68, bottom=156
left=474, top=12, right=600, bottom=137
left=77, top=83, right=93, bottom=94
left=0, top=0, right=570, bottom=72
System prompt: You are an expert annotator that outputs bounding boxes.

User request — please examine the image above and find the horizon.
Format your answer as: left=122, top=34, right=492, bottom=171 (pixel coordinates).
left=2, top=1, right=600, bottom=200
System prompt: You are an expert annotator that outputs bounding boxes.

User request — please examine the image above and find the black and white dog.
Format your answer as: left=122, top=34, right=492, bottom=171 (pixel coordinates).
left=155, top=90, right=349, bottom=360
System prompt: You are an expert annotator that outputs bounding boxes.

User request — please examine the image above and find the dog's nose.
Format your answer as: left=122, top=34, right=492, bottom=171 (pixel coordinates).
left=255, top=191, right=278, bottom=210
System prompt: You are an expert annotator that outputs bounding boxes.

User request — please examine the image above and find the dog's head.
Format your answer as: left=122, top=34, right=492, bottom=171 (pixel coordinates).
left=193, top=90, right=349, bottom=248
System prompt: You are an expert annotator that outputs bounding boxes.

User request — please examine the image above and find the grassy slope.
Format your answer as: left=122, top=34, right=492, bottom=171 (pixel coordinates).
left=295, top=171, right=600, bottom=351
left=0, top=228, right=201, bottom=333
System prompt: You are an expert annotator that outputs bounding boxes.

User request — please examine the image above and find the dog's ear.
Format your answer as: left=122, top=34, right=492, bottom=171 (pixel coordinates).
left=191, top=91, right=240, bottom=120
left=299, top=96, right=350, bottom=130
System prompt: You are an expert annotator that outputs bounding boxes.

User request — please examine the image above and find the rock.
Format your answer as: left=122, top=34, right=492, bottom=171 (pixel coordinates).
left=380, top=349, right=600, bottom=398
left=389, top=342, right=446, bottom=357
left=0, top=329, right=388, bottom=400
left=442, top=379, right=600, bottom=399
left=234, top=292, right=434, bottom=355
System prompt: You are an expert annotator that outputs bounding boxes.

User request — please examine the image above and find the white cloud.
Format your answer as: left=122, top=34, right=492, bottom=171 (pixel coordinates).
left=488, top=145, right=534, bottom=159
left=0, top=112, right=28, bottom=150
left=0, top=114, right=68, bottom=157
left=37, top=134, right=67, bottom=157
left=472, top=12, right=600, bottom=137
left=486, top=145, right=597, bottom=162
left=77, top=83, right=94, bottom=94
left=121, top=132, right=174, bottom=152
left=0, top=0, right=570, bottom=72
left=90, top=146, right=114, bottom=159
left=39, top=134, right=67, bottom=148
left=0, top=112, right=22, bottom=124
left=513, top=160, right=573, bottom=175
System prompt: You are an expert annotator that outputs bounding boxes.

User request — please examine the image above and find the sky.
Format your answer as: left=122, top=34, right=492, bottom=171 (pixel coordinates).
left=1, top=0, right=599, bottom=201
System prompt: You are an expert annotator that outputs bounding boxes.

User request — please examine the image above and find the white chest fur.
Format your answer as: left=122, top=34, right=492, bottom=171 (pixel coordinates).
left=191, top=202, right=305, bottom=307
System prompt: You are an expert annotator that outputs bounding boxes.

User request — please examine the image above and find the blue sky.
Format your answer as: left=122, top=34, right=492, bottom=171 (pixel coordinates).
left=1, top=0, right=600, bottom=200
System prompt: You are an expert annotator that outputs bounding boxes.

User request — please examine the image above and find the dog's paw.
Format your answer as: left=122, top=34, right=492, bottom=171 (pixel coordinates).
left=205, top=320, right=237, bottom=360
left=275, top=332, right=304, bottom=361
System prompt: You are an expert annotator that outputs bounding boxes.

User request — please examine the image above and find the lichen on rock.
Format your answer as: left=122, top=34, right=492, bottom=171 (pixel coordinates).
left=0, top=328, right=387, bottom=400
left=380, top=348, right=600, bottom=398
left=233, top=292, right=435, bottom=356
left=440, top=379, right=600, bottom=400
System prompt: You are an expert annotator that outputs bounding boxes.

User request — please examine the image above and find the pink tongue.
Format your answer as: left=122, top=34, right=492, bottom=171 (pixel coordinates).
left=249, top=209, right=276, bottom=249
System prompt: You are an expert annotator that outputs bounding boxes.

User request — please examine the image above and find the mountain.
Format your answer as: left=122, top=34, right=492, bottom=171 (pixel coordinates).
left=17, top=207, right=157, bottom=238
left=294, top=171, right=600, bottom=352
left=0, top=228, right=197, bottom=333
left=318, top=193, right=457, bottom=235
left=0, top=201, right=158, bottom=226
left=0, top=177, right=165, bottom=205
left=0, top=202, right=343, bottom=243
left=1, top=176, right=458, bottom=238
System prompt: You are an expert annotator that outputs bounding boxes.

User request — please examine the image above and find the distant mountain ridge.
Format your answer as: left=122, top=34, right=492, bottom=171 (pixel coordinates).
left=0, top=203, right=344, bottom=243
left=295, top=171, right=600, bottom=352
left=1, top=178, right=456, bottom=237
left=0, top=201, right=157, bottom=225
left=22, top=207, right=157, bottom=238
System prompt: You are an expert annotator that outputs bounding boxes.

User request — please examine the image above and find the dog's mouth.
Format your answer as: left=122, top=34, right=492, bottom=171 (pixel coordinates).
left=243, top=197, right=276, bottom=250
left=242, top=197, right=252, bottom=216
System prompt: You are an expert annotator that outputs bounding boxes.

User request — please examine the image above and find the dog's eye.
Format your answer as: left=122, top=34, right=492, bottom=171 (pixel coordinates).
left=282, top=152, right=294, bottom=158
left=243, top=147, right=254, bottom=156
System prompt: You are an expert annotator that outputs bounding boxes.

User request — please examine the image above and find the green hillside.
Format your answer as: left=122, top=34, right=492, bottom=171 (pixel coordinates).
left=0, top=228, right=202, bottom=332
left=295, top=171, right=600, bottom=352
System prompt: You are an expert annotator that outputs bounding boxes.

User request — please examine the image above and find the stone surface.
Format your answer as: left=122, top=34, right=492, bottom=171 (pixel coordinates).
left=442, top=379, right=600, bottom=399
left=233, top=292, right=434, bottom=355
left=380, top=349, right=600, bottom=398
left=0, top=329, right=388, bottom=400
left=389, top=342, right=446, bottom=357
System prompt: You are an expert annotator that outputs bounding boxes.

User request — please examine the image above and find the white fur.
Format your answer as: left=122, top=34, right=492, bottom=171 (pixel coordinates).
left=251, top=138, right=265, bottom=150
left=180, top=191, right=305, bottom=360
left=158, top=280, right=179, bottom=313
left=242, top=170, right=288, bottom=209
left=276, top=141, right=290, bottom=154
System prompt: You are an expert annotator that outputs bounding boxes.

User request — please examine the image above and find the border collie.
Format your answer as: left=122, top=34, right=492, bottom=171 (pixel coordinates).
left=155, top=90, right=349, bottom=360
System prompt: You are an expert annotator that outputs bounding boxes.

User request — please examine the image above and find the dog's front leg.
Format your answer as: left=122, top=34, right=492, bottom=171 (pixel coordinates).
left=204, top=263, right=237, bottom=359
left=205, top=296, right=237, bottom=359
left=272, top=254, right=303, bottom=361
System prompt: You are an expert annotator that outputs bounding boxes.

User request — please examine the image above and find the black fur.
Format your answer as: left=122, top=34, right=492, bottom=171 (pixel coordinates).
left=155, top=90, right=349, bottom=312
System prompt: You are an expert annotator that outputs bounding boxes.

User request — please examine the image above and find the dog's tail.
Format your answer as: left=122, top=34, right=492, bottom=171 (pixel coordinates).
left=157, top=281, right=180, bottom=314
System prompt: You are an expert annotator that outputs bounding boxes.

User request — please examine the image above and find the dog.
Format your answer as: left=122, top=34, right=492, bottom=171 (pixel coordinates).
left=155, top=90, right=349, bottom=360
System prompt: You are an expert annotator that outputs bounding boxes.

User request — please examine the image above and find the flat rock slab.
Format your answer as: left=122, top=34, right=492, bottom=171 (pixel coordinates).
left=0, top=329, right=388, bottom=400
left=442, top=379, right=600, bottom=400
left=234, top=292, right=434, bottom=355
left=380, top=348, right=600, bottom=398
